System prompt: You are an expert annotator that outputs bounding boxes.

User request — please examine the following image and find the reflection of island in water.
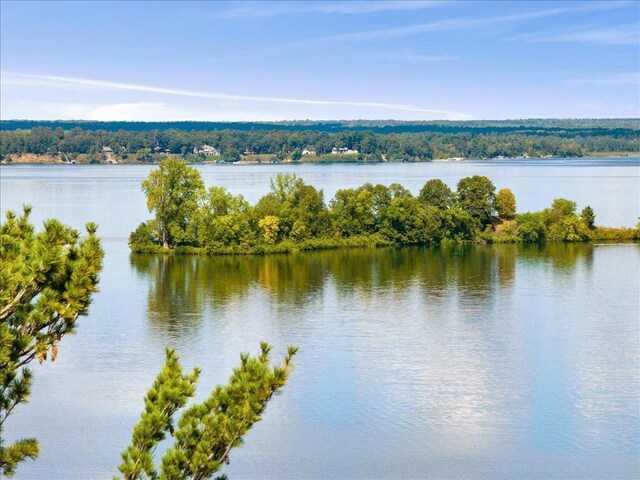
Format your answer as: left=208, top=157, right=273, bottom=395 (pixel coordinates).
left=131, top=243, right=594, bottom=335
left=129, top=243, right=640, bottom=467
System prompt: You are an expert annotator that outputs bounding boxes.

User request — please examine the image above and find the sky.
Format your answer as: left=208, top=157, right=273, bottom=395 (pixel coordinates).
left=1, top=0, right=638, bottom=121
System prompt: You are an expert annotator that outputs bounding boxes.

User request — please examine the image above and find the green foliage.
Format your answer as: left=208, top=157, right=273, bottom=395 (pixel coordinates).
left=192, top=187, right=251, bottom=250
left=547, top=216, right=589, bottom=242
left=0, top=207, right=103, bottom=477
left=137, top=148, right=153, bottom=163
left=418, top=179, right=454, bottom=210
left=581, top=206, right=596, bottom=229
left=495, top=188, right=516, bottom=220
left=591, top=226, right=640, bottom=241
left=515, top=212, right=546, bottom=243
left=4, top=120, right=640, bottom=163
left=444, top=207, right=479, bottom=241
left=330, top=186, right=375, bottom=237
left=456, top=175, right=496, bottom=227
left=378, top=195, right=430, bottom=244
left=258, top=216, right=280, bottom=244
left=117, top=343, right=297, bottom=480
left=141, top=158, right=205, bottom=248
left=548, top=198, right=577, bottom=218
left=540, top=199, right=589, bottom=242
left=118, top=349, right=200, bottom=479
left=130, top=167, right=624, bottom=255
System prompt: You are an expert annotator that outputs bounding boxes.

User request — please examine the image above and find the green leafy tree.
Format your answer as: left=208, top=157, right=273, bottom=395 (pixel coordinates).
left=192, top=187, right=252, bottom=250
left=258, top=216, right=280, bottom=244
left=515, top=212, right=546, bottom=242
left=378, top=195, right=429, bottom=244
left=418, top=179, right=454, bottom=210
left=456, top=175, right=496, bottom=228
left=547, top=216, right=588, bottom=242
left=443, top=207, right=479, bottom=241
left=330, top=187, right=375, bottom=237
left=495, top=188, right=517, bottom=220
left=0, top=207, right=103, bottom=477
left=137, top=148, right=153, bottom=163
left=141, top=159, right=205, bottom=248
left=117, top=343, right=297, bottom=480
left=290, top=185, right=332, bottom=240
left=581, top=206, right=596, bottom=229
left=546, top=198, right=577, bottom=220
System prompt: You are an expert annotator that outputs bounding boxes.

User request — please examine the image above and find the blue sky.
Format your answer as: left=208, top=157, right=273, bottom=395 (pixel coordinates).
left=1, top=0, right=638, bottom=120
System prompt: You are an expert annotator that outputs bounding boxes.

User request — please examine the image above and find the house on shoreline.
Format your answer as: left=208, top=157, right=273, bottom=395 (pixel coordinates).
left=331, top=147, right=358, bottom=155
left=101, top=146, right=118, bottom=164
left=194, top=145, right=220, bottom=156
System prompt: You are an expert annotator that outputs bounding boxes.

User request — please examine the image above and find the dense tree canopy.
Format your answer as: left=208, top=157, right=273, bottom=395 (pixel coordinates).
left=141, top=158, right=205, bottom=248
left=0, top=207, right=103, bottom=477
left=130, top=159, right=635, bottom=255
left=2, top=119, right=639, bottom=163
left=495, top=188, right=517, bottom=220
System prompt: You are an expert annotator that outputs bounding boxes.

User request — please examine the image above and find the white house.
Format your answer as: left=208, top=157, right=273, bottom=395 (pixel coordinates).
left=194, top=145, right=220, bottom=156
left=301, top=148, right=316, bottom=156
left=331, top=147, right=358, bottom=155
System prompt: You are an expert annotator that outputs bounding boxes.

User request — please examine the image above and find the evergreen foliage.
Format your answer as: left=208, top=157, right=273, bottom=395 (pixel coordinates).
left=117, top=343, right=298, bottom=480
left=131, top=159, right=637, bottom=255
left=0, top=207, right=103, bottom=477
left=581, top=206, right=596, bottom=230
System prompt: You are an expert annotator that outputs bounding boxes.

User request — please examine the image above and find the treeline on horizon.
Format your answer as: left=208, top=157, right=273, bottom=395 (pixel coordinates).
left=2, top=118, right=639, bottom=162
left=130, top=159, right=639, bottom=255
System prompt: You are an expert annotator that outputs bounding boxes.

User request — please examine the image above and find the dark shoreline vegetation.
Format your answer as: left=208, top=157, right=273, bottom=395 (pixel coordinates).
left=2, top=119, right=639, bottom=164
left=129, top=159, right=639, bottom=255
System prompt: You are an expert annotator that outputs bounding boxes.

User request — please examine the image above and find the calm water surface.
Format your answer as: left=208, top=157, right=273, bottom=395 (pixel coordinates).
left=1, top=159, right=639, bottom=479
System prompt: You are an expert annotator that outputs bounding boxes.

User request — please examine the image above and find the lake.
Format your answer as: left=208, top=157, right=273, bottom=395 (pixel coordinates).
left=1, top=158, right=639, bottom=479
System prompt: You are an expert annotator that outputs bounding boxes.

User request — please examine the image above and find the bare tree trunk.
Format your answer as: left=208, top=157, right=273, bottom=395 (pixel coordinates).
left=162, top=224, right=168, bottom=248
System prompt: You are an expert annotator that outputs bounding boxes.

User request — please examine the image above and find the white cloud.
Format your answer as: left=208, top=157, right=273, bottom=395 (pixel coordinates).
left=213, top=1, right=445, bottom=18
left=359, top=49, right=456, bottom=63
left=572, top=72, right=640, bottom=86
left=2, top=72, right=473, bottom=119
left=505, top=23, right=640, bottom=45
left=294, top=1, right=633, bottom=45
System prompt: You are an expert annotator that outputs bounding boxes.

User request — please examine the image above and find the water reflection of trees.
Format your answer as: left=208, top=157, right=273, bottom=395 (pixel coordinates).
left=131, top=243, right=593, bottom=335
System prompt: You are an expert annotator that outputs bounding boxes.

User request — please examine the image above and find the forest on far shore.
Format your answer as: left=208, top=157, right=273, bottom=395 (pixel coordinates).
left=1, top=119, right=639, bottom=163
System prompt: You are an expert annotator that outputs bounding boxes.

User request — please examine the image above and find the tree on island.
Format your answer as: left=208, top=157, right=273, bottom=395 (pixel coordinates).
left=581, top=206, right=596, bottom=230
left=117, top=343, right=297, bottom=480
left=130, top=159, right=637, bottom=255
left=0, top=207, right=104, bottom=477
left=495, top=188, right=517, bottom=220
left=456, top=175, right=496, bottom=228
left=418, top=179, right=455, bottom=210
left=141, top=158, right=205, bottom=248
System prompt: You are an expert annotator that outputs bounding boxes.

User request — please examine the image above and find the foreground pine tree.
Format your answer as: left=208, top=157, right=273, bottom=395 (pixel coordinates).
left=0, top=206, right=104, bottom=477
left=117, top=343, right=298, bottom=480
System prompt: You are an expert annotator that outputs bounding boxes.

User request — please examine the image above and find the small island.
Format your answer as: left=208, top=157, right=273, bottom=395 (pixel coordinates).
left=130, top=159, right=639, bottom=255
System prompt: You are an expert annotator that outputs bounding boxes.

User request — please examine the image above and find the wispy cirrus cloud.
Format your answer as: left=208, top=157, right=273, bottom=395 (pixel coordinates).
left=294, top=1, right=632, bottom=45
left=572, top=72, right=640, bottom=86
left=213, top=1, right=445, bottom=18
left=358, top=49, right=457, bottom=63
left=2, top=72, right=473, bottom=119
left=505, top=23, right=639, bottom=45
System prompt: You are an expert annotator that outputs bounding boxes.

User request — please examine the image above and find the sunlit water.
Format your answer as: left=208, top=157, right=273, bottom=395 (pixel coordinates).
left=1, top=159, right=639, bottom=479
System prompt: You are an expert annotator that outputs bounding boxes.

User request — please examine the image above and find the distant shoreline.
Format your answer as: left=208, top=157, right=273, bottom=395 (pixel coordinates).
left=2, top=152, right=639, bottom=166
